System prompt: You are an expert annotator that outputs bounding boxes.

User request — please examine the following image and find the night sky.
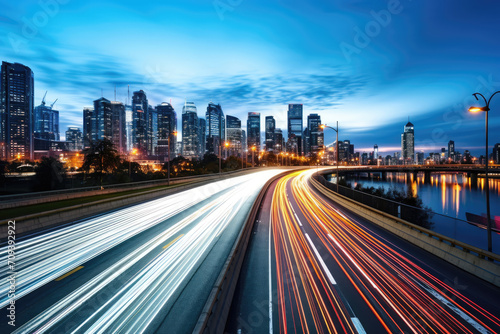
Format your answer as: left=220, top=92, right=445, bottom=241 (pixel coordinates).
left=1, top=0, right=499, bottom=156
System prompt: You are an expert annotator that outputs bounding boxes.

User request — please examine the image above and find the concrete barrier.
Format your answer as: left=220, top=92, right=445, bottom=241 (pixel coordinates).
left=310, top=176, right=500, bottom=288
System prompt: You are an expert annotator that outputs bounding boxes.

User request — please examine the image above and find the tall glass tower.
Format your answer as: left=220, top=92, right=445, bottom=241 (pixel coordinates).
left=287, top=104, right=303, bottom=155
left=0, top=61, right=34, bottom=160
left=265, top=116, right=275, bottom=152
left=247, top=112, right=261, bottom=152
left=226, top=115, right=242, bottom=157
left=401, top=121, right=415, bottom=164
left=182, top=101, right=199, bottom=158
left=157, top=102, right=177, bottom=161
left=34, top=96, right=59, bottom=141
left=205, top=102, right=224, bottom=155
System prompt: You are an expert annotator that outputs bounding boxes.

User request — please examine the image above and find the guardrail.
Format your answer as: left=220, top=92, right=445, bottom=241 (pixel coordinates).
left=193, top=170, right=291, bottom=334
left=310, top=173, right=500, bottom=264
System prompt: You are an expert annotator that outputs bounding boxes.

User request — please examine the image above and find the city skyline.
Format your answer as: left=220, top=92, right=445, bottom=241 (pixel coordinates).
left=0, top=1, right=499, bottom=156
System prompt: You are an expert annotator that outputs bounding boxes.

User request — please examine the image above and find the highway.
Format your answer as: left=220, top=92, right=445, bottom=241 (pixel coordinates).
left=0, top=169, right=285, bottom=334
left=227, top=169, right=500, bottom=333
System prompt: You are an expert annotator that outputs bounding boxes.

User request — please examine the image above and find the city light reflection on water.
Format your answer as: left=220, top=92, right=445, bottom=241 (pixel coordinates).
left=344, top=172, right=500, bottom=222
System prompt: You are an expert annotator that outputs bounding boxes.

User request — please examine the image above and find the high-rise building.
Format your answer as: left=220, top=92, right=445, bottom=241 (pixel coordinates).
left=493, top=143, right=500, bottom=164
left=0, top=61, right=34, bottom=160
left=131, top=90, right=149, bottom=154
left=226, top=115, right=242, bottom=157
left=287, top=104, right=303, bottom=155
left=83, top=98, right=125, bottom=153
left=241, top=129, right=247, bottom=154
left=374, top=144, right=379, bottom=160
left=247, top=112, right=261, bottom=152
left=416, top=151, right=424, bottom=165
left=448, top=140, right=455, bottom=161
left=110, top=101, right=127, bottom=154
left=147, top=105, right=157, bottom=156
left=303, top=127, right=311, bottom=155
left=307, top=113, right=323, bottom=155
left=157, top=102, right=177, bottom=161
left=206, top=102, right=225, bottom=155
left=34, top=96, right=59, bottom=141
left=66, top=127, right=83, bottom=152
left=182, top=101, right=199, bottom=159
left=401, top=121, right=415, bottom=164
left=265, top=116, right=275, bottom=152
left=198, top=118, right=206, bottom=157
left=274, top=128, right=283, bottom=153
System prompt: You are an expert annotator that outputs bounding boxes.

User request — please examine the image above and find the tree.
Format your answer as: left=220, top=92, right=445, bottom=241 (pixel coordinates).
left=34, top=157, right=66, bottom=191
left=82, top=139, right=121, bottom=185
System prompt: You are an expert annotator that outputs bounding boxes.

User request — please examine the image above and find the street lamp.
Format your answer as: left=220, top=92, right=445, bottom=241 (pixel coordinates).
left=321, top=122, right=339, bottom=192
left=468, top=91, right=499, bottom=253
left=167, top=131, right=177, bottom=185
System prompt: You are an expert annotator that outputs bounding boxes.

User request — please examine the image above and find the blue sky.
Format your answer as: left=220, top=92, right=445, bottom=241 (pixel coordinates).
left=1, top=0, right=500, bottom=156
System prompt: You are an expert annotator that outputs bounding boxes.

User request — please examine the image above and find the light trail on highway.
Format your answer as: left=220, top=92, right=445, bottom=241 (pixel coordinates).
left=269, top=169, right=500, bottom=333
left=0, top=170, right=284, bottom=333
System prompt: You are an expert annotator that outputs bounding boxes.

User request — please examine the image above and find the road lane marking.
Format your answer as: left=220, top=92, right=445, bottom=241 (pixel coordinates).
left=55, top=266, right=84, bottom=281
left=415, top=281, right=490, bottom=334
left=305, top=233, right=336, bottom=285
left=163, top=234, right=184, bottom=249
left=351, top=317, right=367, bottom=334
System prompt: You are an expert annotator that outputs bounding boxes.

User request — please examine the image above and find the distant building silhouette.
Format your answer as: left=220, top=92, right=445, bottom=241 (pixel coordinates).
left=131, top=90, right=149, bottom=155
left=307, top=113, right=323, bottom=155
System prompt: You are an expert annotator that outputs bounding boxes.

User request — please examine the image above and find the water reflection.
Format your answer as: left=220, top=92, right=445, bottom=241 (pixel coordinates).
left=343, top=172, right=500, bottom=222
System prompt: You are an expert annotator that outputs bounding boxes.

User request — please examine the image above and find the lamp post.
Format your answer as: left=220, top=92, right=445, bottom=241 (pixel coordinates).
left=321, top=122, right=339, bottom=192
left=167, top=131, right=177, bottom=185
left=469, top=91, right=499, bottom=253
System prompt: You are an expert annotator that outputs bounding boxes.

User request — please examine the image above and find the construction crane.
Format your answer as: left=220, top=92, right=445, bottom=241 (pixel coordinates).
left=50, top=99, right=58, bottom=109
left=41, top=91, right=48, bottom=105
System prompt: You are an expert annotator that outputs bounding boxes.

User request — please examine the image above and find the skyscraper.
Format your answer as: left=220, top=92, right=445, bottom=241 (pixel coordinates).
left=198, top=118, right=206, bottom=157
left=287, top=104, right=303, bottom=155
left=226, top=115, right=242, bottom=157
left=247, top=112, right=261, bottom=152
left=374, top=144, right=379, bottom=160
left=307, top=113, right=323, bottom=155
left=265, top=116, right=275, bottom=152
left=401, top=121, right=415, bottom=165
left=157, top=102, right=177, bottom=161
left=34, top=96, right=59, bottom=141
left=448, top=140, right=455, bottom=161
left=83, top=106, right=95, bottom=149
left=274, top=128, right=283, bottom=153
left=147, top=105, right=157, bottom=156
left=131, top=90, right=148, bottom=154
left=205, top=102, right=224, bottom=155
left=66, top=127, right=83, bottom=151
left=110, top=101, right=127, bottom=154
left=0, top=61, right=34, bottom=160
left=182, top=101, right=199, bottom=159
left=493, top=143, right=500, bottom=164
